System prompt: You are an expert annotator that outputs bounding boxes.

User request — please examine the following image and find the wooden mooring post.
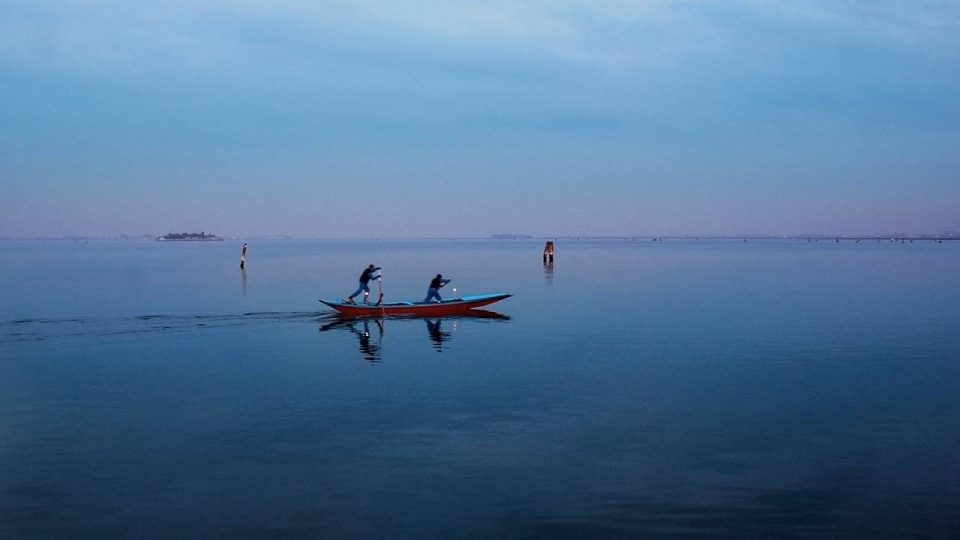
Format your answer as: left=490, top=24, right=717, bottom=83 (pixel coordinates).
left=543, top=241, right=555, bottom=264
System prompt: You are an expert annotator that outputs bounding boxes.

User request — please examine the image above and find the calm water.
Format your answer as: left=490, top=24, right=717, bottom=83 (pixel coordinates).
left=1, top=239, right=958, bottom=538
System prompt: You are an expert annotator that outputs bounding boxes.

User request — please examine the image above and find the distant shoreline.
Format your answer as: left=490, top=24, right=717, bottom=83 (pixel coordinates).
left=155, top=237, right=224, bottom=242
left=1, top=234, right=958, bottom=242
left=155, top=233, right=224, bottom=242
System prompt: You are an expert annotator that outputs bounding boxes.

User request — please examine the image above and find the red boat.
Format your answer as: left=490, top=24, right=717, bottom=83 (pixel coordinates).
left=320, top=293, right=511, bottom=317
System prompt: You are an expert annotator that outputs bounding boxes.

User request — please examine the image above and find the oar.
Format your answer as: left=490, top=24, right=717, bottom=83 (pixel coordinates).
left=376, top=270, right=384, bottom=306
left=440, top=278, right=453, bottom=302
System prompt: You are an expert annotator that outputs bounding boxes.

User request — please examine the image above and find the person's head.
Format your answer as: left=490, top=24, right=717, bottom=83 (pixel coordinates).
left=436, top=274, right=442, bottom=279
left=368, top=264, right=376, bottom=269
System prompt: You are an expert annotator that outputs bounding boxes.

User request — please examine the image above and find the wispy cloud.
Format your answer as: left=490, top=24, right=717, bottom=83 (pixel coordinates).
left=753, top=0, right=960, bottom=46
left=0, top=1, right=726, bottom=76
left=5, top=1, right=957, bottom=80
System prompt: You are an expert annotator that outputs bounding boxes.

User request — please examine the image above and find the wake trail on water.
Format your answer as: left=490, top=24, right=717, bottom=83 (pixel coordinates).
left=0, top=312, right=331, bottom=344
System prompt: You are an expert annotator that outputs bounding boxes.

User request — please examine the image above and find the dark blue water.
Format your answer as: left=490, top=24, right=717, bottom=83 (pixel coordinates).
left=1, top=239, right=958, bottom=538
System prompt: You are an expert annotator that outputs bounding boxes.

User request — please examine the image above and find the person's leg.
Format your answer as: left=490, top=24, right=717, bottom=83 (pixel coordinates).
left=348, top=282, right=365, bottom=301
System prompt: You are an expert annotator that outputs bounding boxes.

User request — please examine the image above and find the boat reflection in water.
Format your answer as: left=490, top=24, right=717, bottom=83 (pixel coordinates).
left=543, top=261, right=554, bottom=285
left=319, top=310, right=510, bottom=362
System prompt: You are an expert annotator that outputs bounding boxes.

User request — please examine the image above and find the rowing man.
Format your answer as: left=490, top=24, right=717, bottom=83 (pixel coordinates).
left=423, top=274, right=451, bottom=303
left=346, top=264, right=381, bottom=304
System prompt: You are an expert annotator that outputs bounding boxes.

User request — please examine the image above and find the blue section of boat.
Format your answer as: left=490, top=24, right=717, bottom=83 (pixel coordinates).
left=458, top=293, right=508, bottom=303
left=322, top=293, right=510, bottom=308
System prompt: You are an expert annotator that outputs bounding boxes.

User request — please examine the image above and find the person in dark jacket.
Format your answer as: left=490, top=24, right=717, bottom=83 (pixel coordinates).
left=346, top=264, right=381, bottom=304
left=422, top=274, right=451, bottom=303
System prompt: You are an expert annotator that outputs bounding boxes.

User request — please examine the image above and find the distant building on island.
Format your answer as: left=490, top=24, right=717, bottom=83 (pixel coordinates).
left=156, top=232, right=224, bottom=242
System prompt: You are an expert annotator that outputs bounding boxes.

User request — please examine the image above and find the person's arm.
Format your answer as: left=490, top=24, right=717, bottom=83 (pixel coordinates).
left=441, top=279, right=451, bottom=287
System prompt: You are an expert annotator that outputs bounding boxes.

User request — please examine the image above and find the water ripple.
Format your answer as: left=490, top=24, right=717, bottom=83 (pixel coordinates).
left=0, top=312, right=325, bottom=344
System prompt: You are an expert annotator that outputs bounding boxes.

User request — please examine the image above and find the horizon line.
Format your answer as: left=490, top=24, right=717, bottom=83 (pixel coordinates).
left=3, top=233, right=960, bottom=242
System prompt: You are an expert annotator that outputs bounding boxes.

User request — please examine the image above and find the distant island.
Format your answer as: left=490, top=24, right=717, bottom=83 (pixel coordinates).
left=156, top=232, right=223, bottom=242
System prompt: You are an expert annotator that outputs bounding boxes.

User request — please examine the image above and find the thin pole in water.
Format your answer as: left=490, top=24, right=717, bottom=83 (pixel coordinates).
left=376, top=271, right=384, bottom=306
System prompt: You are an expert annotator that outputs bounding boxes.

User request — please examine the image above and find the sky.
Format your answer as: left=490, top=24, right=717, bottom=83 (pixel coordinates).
left=2, top=0, right=959, bottom=238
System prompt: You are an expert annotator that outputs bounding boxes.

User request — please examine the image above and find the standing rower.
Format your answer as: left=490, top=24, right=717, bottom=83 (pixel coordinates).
left=422, top=274, right=451, bottom=303
left=346, top=264, right=381, bottom=304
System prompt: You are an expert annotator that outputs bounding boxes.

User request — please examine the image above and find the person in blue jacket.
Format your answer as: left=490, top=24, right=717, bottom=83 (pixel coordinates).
left=346, top=264, right=381, bottom=304
left=423, top=274, right=451, bottom=303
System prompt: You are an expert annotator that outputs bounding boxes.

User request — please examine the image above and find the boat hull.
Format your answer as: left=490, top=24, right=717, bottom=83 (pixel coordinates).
left=320, top=293, right=511, bottom=317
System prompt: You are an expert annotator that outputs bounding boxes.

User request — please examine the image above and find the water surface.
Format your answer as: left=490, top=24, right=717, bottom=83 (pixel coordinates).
left=1, top=239, right=958, bottom=538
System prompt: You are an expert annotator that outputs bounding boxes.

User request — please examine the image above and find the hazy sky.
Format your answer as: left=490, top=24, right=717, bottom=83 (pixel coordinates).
left=2, top=1, right=959, bottom=237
